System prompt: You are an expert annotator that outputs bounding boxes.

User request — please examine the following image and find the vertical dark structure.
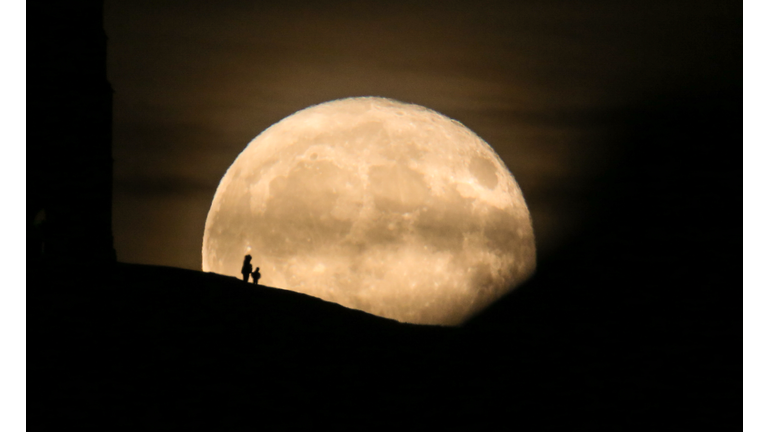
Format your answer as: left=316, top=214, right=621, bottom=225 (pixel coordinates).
left=28, top=1, right=116, bottom=269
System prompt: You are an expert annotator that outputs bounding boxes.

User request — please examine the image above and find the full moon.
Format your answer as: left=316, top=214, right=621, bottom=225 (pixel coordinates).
left=203, top=97, right=535, bottom=325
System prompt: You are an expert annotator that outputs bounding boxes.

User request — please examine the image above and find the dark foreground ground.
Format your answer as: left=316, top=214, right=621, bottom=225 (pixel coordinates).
left=34, top=253, right=739, bottom=430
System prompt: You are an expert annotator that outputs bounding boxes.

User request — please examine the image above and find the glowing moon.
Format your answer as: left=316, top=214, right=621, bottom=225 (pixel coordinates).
left=203, top=97, right=535, bottom=325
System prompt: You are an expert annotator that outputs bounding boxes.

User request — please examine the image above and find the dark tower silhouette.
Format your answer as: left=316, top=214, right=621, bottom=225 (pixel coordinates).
left=28, top=1, right=116, bottom=271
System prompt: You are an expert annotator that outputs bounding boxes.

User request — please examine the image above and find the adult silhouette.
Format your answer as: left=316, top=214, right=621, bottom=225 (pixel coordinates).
left=252, top=267, right=261, bottom=285
left=241, top=255, right=253, bottom=282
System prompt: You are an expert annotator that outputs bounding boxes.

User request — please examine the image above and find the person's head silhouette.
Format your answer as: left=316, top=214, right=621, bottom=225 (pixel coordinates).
left=244, top=255, right=252, bottom=263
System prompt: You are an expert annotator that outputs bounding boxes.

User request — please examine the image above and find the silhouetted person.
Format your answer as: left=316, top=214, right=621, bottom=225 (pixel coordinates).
left=252, top=267, right=261, bottom=285
left=241, top=255, right=253, bottom=282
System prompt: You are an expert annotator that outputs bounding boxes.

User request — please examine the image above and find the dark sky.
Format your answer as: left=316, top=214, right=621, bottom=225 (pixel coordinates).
left=104, top=0, right=740, bottom=271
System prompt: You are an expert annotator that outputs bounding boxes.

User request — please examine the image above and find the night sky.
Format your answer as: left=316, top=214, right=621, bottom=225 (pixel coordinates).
left=104, top=0, right=741, bottom=271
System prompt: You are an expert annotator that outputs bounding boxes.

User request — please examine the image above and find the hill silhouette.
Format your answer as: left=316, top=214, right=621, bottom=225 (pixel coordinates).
left=36, top=263, right=465, bottom=428
left=35, top=254, right=737, bottom=429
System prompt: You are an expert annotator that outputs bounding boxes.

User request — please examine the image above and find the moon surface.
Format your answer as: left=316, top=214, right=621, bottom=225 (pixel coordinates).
left=203, top=97, right=535, bottom=325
